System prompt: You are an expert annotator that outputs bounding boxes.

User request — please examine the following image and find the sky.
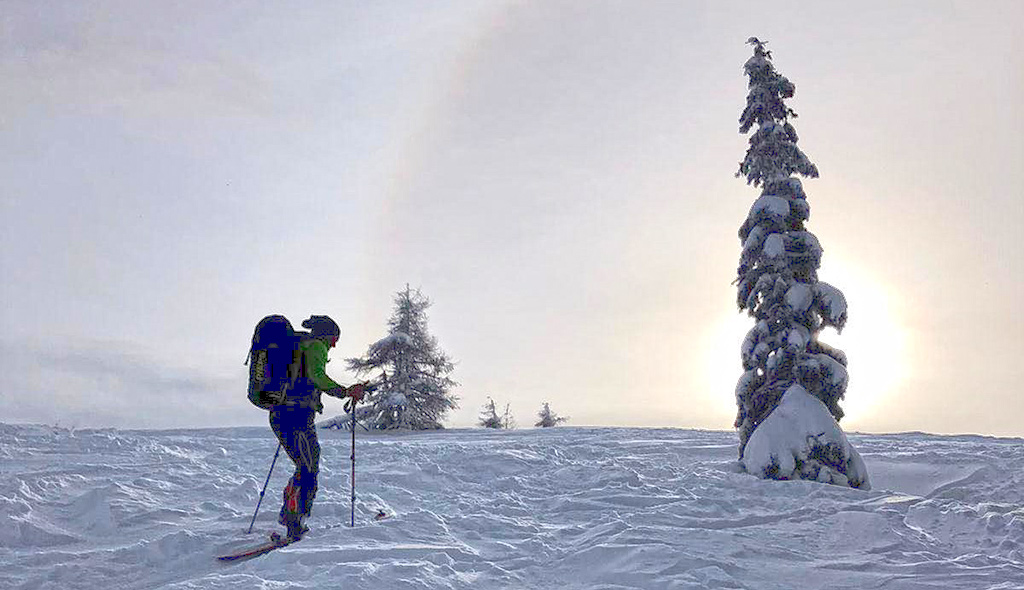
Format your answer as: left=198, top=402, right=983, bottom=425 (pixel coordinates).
left=1, top=1, right=1021, bottom=436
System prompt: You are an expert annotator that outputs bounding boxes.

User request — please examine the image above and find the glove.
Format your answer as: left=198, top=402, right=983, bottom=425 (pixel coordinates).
left=346, top=382, right=366, bottom=402
left=325, top=383, right=365, bottom=401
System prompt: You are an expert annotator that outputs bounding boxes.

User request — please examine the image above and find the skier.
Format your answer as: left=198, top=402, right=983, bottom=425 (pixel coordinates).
left=266, top=314, right=364, bottom=540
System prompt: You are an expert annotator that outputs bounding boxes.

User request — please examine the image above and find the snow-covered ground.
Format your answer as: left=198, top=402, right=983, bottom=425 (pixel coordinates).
left=1, top=423, right=1021, bottom=590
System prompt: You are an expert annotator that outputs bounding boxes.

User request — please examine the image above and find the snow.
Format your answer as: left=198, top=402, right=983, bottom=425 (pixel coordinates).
left=784, top=282, right=813, bottom=314
left=763, top=233, right=785, bottom=259
left=750, top=195, right=790, bottom=220
left=741, top=224, right=766, bottom=254
left=374, top=331, right=414, bottom=348
left=2, top=422, right=1023, bottom=589
left=787, top=326, right=809, bottom=348
left=742, top=385, right=867, bottom=488
left=816, top=353, right=849, bottom=388
left=815, top=281, right=848, bottom=328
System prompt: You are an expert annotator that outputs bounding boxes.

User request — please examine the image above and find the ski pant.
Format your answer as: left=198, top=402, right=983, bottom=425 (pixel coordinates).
left=269, top=406, right=320, bottom=523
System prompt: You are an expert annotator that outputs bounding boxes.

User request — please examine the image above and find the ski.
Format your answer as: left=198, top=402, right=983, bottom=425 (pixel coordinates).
left=217, top=533, right=297, bottom=563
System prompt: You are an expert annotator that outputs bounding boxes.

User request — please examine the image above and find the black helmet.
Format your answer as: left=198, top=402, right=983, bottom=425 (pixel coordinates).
left=302, top=315, right=340, bottom=339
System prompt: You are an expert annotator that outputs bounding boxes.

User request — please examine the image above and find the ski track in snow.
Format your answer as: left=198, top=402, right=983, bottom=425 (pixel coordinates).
left=1, top=424, right=1022, bottom=590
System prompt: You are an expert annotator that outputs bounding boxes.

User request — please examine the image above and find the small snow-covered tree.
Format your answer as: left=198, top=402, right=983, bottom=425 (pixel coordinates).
left=346, top=285, right=458, bottom=430
left=479, top=397, right=504, bottom=429
left=479, top=397, right=515, bottom=429
left=535, top=402, right=568, bottom=428
left=732, top=38, right=868, bottom=489
left=501, top=403, right=516, bottom=430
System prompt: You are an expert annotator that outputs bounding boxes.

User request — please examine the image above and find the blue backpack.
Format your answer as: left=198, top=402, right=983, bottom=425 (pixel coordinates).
left=246, top=315, right=305, bottom=410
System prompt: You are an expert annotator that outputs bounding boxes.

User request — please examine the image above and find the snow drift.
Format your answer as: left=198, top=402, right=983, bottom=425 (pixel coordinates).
left=1, top=423, right=1021, bottom=589
left=741, top=384, right=870, bottom=489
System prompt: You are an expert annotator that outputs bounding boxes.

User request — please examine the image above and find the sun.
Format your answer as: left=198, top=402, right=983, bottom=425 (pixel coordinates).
left=699, top=310, right=756, bottom=426
left=701, top=257, right=910, bottom=432
left=816, top=257, right=910, bottom=430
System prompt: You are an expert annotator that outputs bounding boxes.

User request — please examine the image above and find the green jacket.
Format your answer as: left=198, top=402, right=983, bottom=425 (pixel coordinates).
left=277, top=338, right=346, bottom=413
left=300, top=338, right=345, bottom=392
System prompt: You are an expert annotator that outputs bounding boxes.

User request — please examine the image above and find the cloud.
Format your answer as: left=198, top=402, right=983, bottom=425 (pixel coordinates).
left=0, top=338, right=253, bottom=429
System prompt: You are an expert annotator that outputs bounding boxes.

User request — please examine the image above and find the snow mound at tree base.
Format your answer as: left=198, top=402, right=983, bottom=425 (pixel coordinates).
left=741, top=384, right=870, bottom=490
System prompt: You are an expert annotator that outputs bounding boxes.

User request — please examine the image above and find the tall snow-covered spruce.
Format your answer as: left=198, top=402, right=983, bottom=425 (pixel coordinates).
left=340, top=285, right=458, bottom=430
left=732, top=38, right=869, bottom=489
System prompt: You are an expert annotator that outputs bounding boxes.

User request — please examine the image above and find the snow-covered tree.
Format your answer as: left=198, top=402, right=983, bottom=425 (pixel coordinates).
left=501, top=403, right=516, bottom=430
left=344, top=285, right=458, bottom=430
left=535, top=402, right=568, bottom=428
left=732, top=38, right=868, bottom=489
left=479, top=397, right=504, bottom=429
left=479, top=397, right=515, bottom=429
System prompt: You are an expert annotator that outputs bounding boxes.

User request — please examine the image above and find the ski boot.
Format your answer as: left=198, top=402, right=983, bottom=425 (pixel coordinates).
left=281, top=514, right=309, bottom=541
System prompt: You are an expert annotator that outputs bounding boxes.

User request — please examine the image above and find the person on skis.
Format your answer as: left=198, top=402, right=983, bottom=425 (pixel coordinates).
left=266, top=314, right=364, bottom=540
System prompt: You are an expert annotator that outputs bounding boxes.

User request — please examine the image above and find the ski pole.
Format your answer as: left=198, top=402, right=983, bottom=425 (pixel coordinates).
left=349, top=398, right=356, bottom=527
left=248, top=443, right=282, bottom=534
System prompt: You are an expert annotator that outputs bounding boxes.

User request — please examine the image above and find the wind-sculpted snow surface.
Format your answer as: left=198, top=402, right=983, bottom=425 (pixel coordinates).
left=1, top=423, right=1022, bottom=589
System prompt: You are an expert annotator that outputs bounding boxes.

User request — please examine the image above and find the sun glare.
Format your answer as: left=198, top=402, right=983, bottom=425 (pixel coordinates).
left=702, top=258, right=910, bottom=432
left=817, top=257, right=910, bottom=430
left=699, top=311, right=752, bottom=426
